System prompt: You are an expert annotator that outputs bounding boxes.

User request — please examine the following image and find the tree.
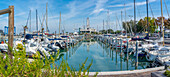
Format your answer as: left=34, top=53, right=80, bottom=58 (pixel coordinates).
left=99, top=29, right=115, bottom=34
left=136, top=19, right=144, bottom=32
left=155, top=17, right=165, bottom=33
left=164, top=18, right=170, bottom=29
left=99, top=30, right=106, bottom=34
left=107, top=29, right=114, bottom=34
left=122, top=20, right=135, bottom=33
left=142, top=17, right=157, bottom=33
left=115, top=30, right=121, bottom=34
left=123, top=17, right=158, bottom=33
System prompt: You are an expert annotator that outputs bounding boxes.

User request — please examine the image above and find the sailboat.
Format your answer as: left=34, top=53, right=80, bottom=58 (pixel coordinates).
left=145, top=0, right=170, bottom=63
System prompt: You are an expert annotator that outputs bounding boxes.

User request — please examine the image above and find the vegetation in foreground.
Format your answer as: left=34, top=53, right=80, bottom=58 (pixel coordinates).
left=0, top=44, right=97, bottom=77
left=164, top=67, right=170, bottom=77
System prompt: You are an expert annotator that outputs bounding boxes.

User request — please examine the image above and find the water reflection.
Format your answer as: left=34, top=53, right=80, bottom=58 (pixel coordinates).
left=55, top=39, right=151, bottom=72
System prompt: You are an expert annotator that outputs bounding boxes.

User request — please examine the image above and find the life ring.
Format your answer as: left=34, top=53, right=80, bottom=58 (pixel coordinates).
left=1, top=41, right=4, bottom=44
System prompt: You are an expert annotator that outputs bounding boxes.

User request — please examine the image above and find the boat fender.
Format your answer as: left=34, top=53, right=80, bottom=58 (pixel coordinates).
left=147, top=55, right=150, bottom=59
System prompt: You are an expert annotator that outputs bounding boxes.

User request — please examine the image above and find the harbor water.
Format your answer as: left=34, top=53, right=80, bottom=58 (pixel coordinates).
left=55, top=39, right=151, bottom=72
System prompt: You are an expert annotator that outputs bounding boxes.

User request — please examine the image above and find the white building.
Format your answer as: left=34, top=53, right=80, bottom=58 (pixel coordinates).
left=79, top=17, right=96, bottom=34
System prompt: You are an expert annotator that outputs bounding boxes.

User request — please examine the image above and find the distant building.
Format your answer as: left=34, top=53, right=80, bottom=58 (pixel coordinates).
left=0, top=30, right=4, bottom=36
left=4, top=26, right=16, bottom=35
left=79, top=17, right=96, bottom=34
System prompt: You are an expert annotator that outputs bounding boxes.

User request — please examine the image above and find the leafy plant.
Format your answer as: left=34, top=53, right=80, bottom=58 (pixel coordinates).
left=0, top=44, right=97, bottom=77
left=164, top=68, right=170, bottom=77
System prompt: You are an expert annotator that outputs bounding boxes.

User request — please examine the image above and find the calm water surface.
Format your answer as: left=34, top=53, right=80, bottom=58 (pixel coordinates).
left=55, top=40, right=150, bottom=72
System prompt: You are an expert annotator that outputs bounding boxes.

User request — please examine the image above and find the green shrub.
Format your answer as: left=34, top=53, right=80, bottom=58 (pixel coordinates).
left=164, top=69, right=170, bottom=77
left=0, top=45, right=97, bottom=77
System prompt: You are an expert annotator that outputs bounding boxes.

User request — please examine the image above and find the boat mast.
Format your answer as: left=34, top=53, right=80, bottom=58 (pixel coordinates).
left=107, top=11, right=108, bottom=34
left=163, top=0, right=170, bottom=18
left=36, top=9, right=38, bottom=33
left=134, top=0, right=136, bottom=35
left=116, top=13, right=118, bottom=34
left=121, top=11, right=123, bottom=34
left=161, top=0, right=165, bottom=46
left=46, top=2, right=48, bottom=33
left=107, top=9, right=110, bottom=34
left=124, top=3, right=127, bottom=36
left=30, top=10, right=31, bottom=32
left=59, top=12, right=61, bottom=36
left=97, top=25, right=98, bottom=34
left=41, top=14, right=46, bottom=39
left=103, top=20, right=104, bottom=34
left=146, top=0, right=149, bottom=33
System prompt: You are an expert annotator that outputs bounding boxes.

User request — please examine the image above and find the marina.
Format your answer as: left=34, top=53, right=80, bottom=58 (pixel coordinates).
left=0, top=0, right=170, bottom=76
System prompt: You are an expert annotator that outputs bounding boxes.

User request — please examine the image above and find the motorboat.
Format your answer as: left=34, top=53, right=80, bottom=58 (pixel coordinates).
left=146, top=46, right=170, bottom=62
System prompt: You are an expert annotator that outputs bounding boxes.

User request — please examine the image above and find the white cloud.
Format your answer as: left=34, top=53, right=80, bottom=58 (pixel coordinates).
left=15, top=12, right=26, bottom=16
left=49, top=15, right=59, bottom=19
left=110, top=6, right=133, bottom=15
left=63, top=0, right=95, bottom=20
left=63, top=1, right=78, bottom=20
left=0, top=15, right=3, bottom=18
left=92, top=8, right=105, bottom=14
left=0, top=16, right=8, bottom=21
left=91, top=0, right=108, bottom=15
left=109, top=0, right=156, bottom=8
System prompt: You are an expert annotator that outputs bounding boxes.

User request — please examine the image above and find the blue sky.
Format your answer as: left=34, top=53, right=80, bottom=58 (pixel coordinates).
left=0, top=0, right=169, bottom=34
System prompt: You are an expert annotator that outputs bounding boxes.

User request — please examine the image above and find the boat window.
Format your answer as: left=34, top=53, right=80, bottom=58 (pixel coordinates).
left=159, top=48, right=169, bottom=51
left=30, top=43, right=36, bottom=47
left=152, top=42, right=156, bottom=45
left=61, top=36, right=68, bottom=38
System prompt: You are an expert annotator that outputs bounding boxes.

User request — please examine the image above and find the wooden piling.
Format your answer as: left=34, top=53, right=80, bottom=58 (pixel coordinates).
left=126, top=39, right=129, bottom=59
left=135, top=41, right=138, bottom=69
left=8, top=6, right=14, bottom=59
left=120, top=39, right=122, bottom=56
left=116, top=38, right=117, bottom=51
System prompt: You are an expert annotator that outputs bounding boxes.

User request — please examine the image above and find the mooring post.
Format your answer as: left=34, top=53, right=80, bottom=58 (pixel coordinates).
left=65, top=40, right=67, bottom=49
left=116, top=38, right=117, bottom=51
left=55, top=31, right=56, bottom=39
left=110, top=38, right=112, bottom=48
left=97, top=36, right=98, bottom=41
left=126, top=39, right=129, bottom=59
left=69, top=38, right=71, bottom=48
left=112, top=39, right=114, bottom=49
left=23, top=26, right=28, bottom=43
left=42, top=28, right=44, bottom=40
left=120, top=38, right=122, bottom=55
left=7, top=6, right=14, bottom=59
left=66, top=39, right=68, bottom=50
left=108, top=38, right=110, bottom=46
left=135, top=41, right=138, bottom=69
